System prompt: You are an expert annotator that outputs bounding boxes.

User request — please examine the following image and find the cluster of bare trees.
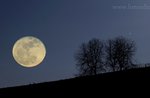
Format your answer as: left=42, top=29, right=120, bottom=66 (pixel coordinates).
left=75, top=36, right=136, bottom=76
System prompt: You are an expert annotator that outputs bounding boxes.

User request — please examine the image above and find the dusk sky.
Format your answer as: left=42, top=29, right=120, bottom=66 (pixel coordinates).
left=0, top=0, right=150, bottom=87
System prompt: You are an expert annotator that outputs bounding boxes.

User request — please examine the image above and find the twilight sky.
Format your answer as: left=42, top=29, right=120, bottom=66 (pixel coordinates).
left=0, top=0, right=150, bottom=88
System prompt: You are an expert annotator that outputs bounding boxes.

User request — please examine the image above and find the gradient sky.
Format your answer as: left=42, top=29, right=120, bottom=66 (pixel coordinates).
left=0, top=0, right=150, bottom=88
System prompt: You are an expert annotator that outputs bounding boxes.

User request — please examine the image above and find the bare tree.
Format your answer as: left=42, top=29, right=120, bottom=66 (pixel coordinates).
left=105, top=36, right=136, bottom=71
left=105, top=39, right=117, bottom=72
left=75, top=38, right=104, bottom=76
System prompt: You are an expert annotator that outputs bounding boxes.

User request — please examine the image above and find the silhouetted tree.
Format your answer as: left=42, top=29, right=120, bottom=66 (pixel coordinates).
left=105, top=36, right=136, bottom=71
left=75, top=38, right=104, bottom=76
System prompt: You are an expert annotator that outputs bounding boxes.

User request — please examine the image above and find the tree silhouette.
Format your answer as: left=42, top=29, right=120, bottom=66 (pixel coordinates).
left=75, top=38, right=104, bottom=76
left=105, top=36, right=136, bottom=71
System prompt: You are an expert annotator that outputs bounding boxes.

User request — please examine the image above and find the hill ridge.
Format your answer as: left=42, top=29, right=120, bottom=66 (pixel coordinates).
left=0, top=67, right=150, bottom=96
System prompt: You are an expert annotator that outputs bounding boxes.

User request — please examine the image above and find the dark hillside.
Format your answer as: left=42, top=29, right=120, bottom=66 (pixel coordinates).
left=0, top=67, right=150, bottom=97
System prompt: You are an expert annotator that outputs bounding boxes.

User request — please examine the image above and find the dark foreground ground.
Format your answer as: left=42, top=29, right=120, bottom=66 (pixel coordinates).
left=0, top=67, right=150, bottom=97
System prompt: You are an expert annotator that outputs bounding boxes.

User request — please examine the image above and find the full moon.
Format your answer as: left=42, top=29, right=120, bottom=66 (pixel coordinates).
left=12, top=36, right=46, bottom=68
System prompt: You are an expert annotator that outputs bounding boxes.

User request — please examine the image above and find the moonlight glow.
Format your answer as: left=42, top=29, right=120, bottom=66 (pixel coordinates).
left=12, top=36, right=46, bottom=68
